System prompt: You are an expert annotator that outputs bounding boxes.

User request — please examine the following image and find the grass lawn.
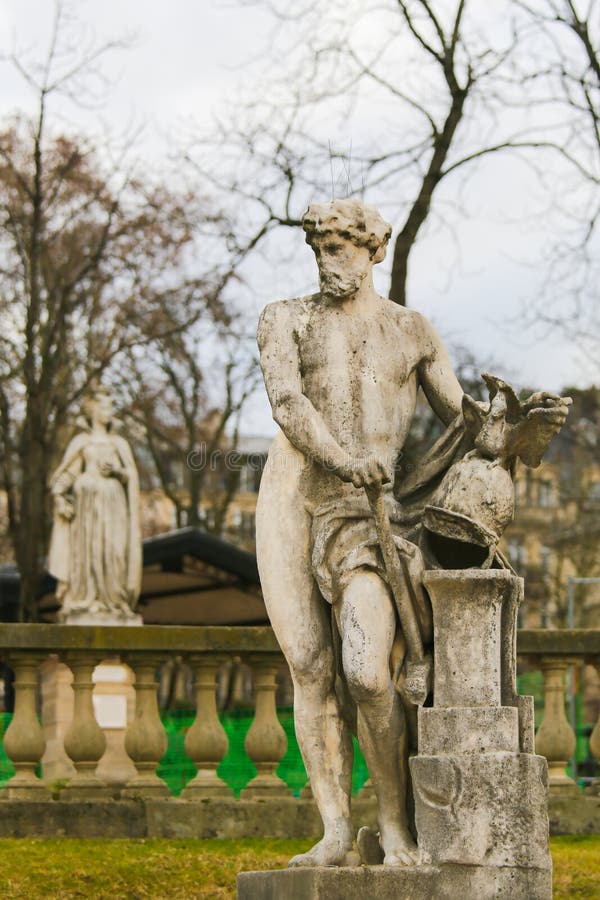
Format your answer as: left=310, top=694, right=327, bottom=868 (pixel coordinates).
left=0, top=836, right=597, bottom=899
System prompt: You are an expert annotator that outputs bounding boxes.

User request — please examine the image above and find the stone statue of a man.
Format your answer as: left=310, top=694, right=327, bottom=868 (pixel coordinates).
left=256, top=199, right=470, bottom=867
left=256, top=199, right=567, bottom=870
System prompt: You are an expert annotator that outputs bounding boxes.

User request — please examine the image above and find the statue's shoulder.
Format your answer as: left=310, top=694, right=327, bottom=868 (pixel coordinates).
left=257, top=294, right=320, bottom=343
left=111, top=433, right=132, bottom=454
left=383, top=300, right=427, bottom=329
left=385, top=302, right=437, bottom=345
left=111, top=432, right=125, bottom=447
left=65, top=431, right=89, bottom=452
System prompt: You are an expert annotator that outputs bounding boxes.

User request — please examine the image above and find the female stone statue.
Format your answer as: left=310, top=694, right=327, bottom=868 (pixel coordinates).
left=48, top=385, right=142, bottom=624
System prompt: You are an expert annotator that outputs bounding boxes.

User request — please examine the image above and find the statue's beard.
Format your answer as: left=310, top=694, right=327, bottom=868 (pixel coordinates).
left=319, top=269, right=364, bottom=300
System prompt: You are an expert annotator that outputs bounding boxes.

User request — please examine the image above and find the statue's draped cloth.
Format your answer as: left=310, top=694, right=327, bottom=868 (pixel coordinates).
left=309, top=415, right=471, bottom=626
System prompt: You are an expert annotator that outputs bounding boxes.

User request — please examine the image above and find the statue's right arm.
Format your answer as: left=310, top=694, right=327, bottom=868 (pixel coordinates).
left=50, top=435, right=85, bottom=496
left=258, top=302, right=350, bottom=476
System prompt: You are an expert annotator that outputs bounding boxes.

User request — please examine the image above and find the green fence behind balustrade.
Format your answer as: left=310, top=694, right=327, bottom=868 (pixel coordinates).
left=0, top=708, right=369, bottom=797
left=156, top=707, right=369, bottom=797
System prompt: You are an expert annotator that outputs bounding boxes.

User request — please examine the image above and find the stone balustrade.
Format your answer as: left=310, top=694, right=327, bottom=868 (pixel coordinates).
left=0, top=624, right=285, bottom=802
left=519, top=629, right=600, bottom=793
left=0, top=625, right=598, bottom=807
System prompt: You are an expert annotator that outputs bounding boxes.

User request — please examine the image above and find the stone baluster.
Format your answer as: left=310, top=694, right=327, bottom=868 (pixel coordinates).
left=588, top=661, right=600, bottom=794
left=182, top=656, right=231, bottom=799
left=358, top=777, right=375, bottom=799
left=122, top=654, right=169, bottom=798
left=2, top=654, right=51, bottom=799
left=535, top=657, right=579, bottom=791
left=61, top=654, right=109, bottom=799
left=242, top=656, right=288, bottom=799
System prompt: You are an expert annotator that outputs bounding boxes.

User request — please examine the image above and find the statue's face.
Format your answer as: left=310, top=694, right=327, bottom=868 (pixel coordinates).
left=90, top=394, right=113, bottom=426
left=312, top=233, right=373, bottom=302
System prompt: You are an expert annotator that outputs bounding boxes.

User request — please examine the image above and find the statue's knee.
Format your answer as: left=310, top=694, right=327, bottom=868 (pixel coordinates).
left=290, top=648, right=335, bottom=695
left=344, top=663, right=388, bottom=703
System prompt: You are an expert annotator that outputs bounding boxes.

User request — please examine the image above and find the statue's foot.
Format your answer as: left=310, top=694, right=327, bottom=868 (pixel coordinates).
left=380, top=828, right=419, bottom=867
left=288, top=837, right=354, bottom=868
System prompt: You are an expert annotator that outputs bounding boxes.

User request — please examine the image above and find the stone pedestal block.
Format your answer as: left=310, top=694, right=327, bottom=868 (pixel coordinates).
left=60, top=611, right=143, bottom=627
left=424, top=569, right=516, bottom=708
left=237, top=568, right=553, bottom=898
left=237, top=864, right=552, bottom=900
left=411, top=751, right=551, bottom=872
left=418, top=707, right=519, bottom=755
left=409, top=570, right=552, bottom=898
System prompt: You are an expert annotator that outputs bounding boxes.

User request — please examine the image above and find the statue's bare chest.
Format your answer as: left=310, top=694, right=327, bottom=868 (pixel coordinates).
left=294, top=307, right=418, bottom=389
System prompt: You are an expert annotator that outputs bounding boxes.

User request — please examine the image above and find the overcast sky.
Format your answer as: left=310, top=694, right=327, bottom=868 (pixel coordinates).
left=1, top=0, right=595, bottom=436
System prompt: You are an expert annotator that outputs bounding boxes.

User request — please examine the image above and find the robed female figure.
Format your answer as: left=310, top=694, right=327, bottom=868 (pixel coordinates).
left=48, top=386, right=141, bottom=623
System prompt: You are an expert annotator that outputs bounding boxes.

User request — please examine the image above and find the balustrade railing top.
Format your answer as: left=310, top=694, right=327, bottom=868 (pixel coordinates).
left=517, top=629, right=600, bottom=658
left=0, top=624, right=597, bottom=655
left=0, top=623, right=281, bottom=654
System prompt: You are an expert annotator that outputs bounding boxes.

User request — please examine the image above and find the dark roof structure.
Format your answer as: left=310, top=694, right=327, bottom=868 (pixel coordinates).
left=138, top=527, right=265, bottom=625
left=0, top=527, right=267, bottom=626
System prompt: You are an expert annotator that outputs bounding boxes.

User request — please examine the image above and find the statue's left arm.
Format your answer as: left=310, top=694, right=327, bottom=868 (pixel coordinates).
left=414, top=314, right=464, bottom=425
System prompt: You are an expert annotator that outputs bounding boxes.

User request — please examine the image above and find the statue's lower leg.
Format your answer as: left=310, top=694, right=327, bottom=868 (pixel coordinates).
left=338, top=571, right=419, bottom=867
left=287, top=685, right=355, bottom=867
left=355, top=692, right=419, bottom=866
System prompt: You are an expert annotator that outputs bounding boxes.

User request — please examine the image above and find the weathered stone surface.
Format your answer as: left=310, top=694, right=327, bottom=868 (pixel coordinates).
left=0, top=794, right=593, bottom=839
left=423, top=569, right=516, bottom=709
left=0, top=623, right=282, bottom=654
left=549, top=790, right=600, bottom=835
left=2, top=654, right=52, bottom=800
left=418, top=707, right=519, bottom=755
left=517, top=695, right=535, bottom=753
left=145, top=798, right=327, bottom=840
left=237, top=864, right=552, bottom=900
left=0, top=800, right=145, bottom=838
left=536, top=658, right=579, bottom=788
left=411, top=752, right=551, bottom=870
left=0, top=622, right=596, bottom=656
left=40, top=658, right=76, bottom=783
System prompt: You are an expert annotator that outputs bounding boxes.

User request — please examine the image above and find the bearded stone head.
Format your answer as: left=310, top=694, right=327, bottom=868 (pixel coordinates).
left=302, top=200, right=392, bottom=301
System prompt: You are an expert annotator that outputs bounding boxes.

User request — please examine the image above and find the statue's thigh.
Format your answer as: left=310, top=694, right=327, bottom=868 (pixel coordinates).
left=335, top=570, right=396, bottom=686
left=256, top=470, right=332, bottom=678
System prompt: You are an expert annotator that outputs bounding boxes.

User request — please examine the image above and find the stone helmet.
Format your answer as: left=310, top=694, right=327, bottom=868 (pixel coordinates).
left=424, top=454, right=515, bottom=551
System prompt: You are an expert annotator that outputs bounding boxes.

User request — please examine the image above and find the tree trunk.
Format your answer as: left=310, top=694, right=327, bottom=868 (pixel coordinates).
left=15, top=425, right=49, bottom=622
left=187, top=467, right=202, bottom=528
left=389, top=87, right=467, bottom=306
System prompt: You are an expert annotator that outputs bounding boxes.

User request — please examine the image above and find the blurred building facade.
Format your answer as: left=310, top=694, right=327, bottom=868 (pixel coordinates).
left=504, top=388, right=600, bottom=631
left=138, top=434, right=270, bottom=553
